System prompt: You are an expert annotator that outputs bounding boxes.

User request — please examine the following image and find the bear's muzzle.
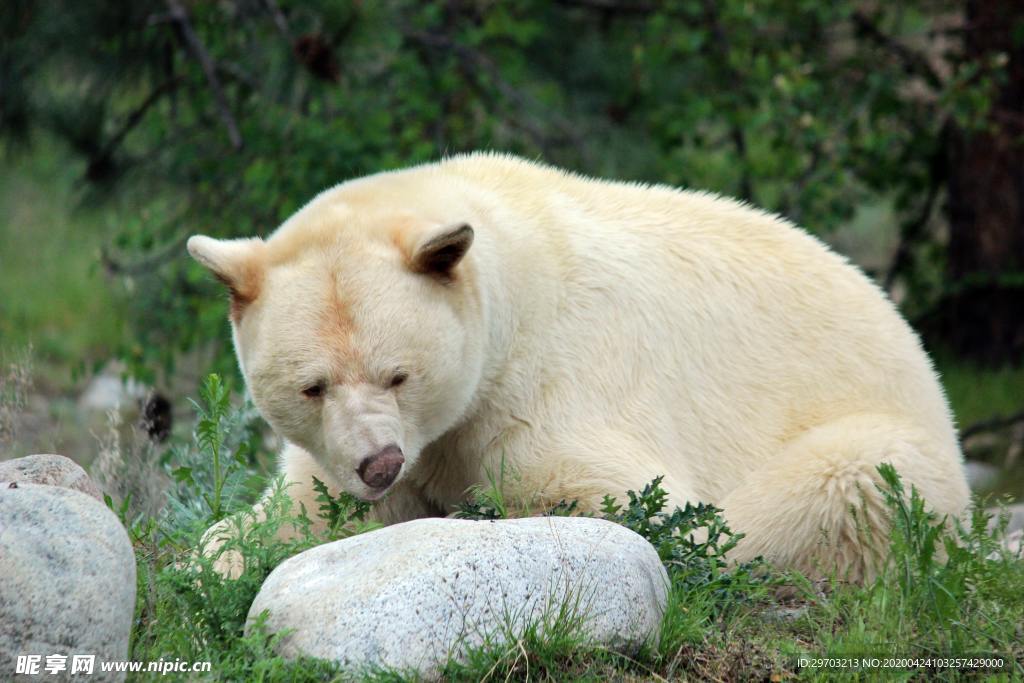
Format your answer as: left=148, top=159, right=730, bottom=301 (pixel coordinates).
left=357, top=445, right=404, bottom=491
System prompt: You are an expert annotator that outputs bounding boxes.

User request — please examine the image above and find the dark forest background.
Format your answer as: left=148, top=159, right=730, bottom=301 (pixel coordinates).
left=1, top=0, right=1021, bottom=484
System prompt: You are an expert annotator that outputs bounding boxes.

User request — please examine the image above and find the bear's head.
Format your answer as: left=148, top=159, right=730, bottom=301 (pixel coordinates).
left=187, top=200, right=486, bottom=502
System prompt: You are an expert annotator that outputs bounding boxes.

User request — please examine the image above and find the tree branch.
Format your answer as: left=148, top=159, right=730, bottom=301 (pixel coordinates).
left=851, top=10, right=943, bottom=89
left=92, top=76, right=182, bottom=170
left=701, top=0, right=753, bottom=202
left=165, top=0, right=243, bottom=150
left=101, top=234, right=190, bottom=278
left=403, top=28, right=581, bottom=148
left=961, top=410, right=1024, bottom=441
left=780, top=141, right=824, bottom=224
left=261, top=0, right=292, bottom=42
left=883, top=121, right=949, bottom=294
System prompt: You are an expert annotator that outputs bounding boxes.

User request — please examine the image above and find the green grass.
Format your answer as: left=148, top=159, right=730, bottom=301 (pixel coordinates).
left=0, top=136, right=127, bottom=388
left=107, top=375, right=1024, bottom=682
left=937, top=357, right=1024, bottom=431
left=937, top=356, right=1024, bottom=497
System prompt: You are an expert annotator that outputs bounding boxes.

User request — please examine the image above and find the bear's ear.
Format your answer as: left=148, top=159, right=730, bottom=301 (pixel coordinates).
left=187, top=235, right=265, bottom=320
left=409, top=223, right=474, bottom=280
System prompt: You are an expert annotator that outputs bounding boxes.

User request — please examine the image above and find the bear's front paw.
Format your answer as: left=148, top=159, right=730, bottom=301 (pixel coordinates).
left=199, top=518, right=246, bottom=580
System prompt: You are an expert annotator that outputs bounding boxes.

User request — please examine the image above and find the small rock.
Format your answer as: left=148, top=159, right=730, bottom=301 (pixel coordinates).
left=78, top=366, right=146, bottom=414
left=0, top=483, right=136, bottom=682
left=1003, top=529, right=1023, bottom=556
left=1000, top=503, right=1024, bottom=535
left=984, top=503, right=1024, bottom=559
left=0, top=454, right=102, bottom=501
left=964, top=460, right=1000, bottom=492
left=987, top=502, right=1024, bottom=535
left=248, top=517, right=668, bottom=677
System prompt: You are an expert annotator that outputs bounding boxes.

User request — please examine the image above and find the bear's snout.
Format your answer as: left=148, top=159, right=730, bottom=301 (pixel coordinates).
left=357, top=445, right=405, bottom=490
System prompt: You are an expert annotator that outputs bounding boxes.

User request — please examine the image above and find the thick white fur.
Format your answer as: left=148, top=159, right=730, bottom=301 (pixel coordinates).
left=190, top=153, right=969, bottom=582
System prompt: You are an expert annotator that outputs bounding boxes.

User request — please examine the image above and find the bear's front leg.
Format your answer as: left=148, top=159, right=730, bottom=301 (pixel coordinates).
left=201, top=442, right=438, bottom=578
left=199, top=443, right=332, bottom=578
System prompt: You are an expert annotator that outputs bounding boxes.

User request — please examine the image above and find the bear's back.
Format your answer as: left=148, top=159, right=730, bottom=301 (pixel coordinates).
left=431, top=154, right=959, bottom=474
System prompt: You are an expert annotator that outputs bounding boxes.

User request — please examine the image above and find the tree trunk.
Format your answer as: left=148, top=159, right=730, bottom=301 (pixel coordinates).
left=932, top=0, right=1024, bottom=366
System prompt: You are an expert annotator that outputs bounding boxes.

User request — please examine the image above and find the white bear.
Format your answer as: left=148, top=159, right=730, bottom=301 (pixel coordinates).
left=188, top=153, right=969, bottom=582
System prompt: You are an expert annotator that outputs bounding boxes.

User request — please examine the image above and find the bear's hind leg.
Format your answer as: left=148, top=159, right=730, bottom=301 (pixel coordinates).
left=717, top=414, right=969, bottom=584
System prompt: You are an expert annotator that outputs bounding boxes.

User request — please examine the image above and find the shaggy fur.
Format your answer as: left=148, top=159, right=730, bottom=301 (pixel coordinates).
left=189, top=153, right=969, bottom=582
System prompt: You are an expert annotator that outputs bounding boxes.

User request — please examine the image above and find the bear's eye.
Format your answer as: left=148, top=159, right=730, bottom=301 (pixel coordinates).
left=389, top=371, right=408, bottom=389
left=301, top=382, right=326, bottom=399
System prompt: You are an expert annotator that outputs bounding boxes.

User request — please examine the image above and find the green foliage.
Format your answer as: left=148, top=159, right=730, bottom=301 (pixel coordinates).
left=937, top=355, right=1024, bottom=429
left=2, top=0, right=1007, bottom=378
left=168, top=373, right=264, bottom=525
left=141, top=471, right=380, bottom=680
left=602, top=476, right=772, bottom=602
left=192, top=373, right=236, bottom=520
left=0, top=141, right=127, bottom=376
left=311, top=475, right=372, bottom=535
left=127, top=375, right=373, bottom=681
left=452, top=457, right=512, bottom=520
left=452, top=458, right=581, bottom=520
left=436, top=618, right=642, bottom=682
left=543, top=499, right=580, bottom=517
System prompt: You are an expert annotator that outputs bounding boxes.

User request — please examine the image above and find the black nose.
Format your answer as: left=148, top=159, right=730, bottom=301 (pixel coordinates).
left=357, top=445, right=404, bottom=490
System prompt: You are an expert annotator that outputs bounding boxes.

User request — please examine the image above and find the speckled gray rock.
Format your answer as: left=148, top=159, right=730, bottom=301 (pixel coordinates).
left=0, top=454, right=102, bottom=501
left=0, top=482, right=135, bottom=682
left=247, top=517, right=668, bottom=677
